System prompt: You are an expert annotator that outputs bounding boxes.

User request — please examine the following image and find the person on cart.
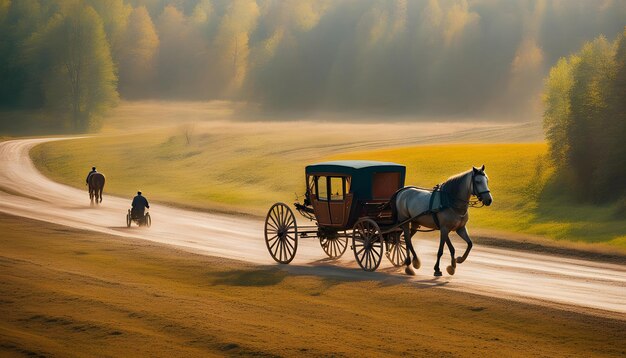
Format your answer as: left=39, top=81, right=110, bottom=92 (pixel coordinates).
left=131, top=191, right=150, bottom=219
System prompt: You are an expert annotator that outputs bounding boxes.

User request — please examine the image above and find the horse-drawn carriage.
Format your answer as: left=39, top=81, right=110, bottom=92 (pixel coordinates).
left=264, top=160, right=493, bottom=274
left=264, top=160, right=411, bottom=271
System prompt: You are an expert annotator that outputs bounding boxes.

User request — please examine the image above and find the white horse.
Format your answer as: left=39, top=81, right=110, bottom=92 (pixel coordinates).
left=395, top=165, right=492, bottom=276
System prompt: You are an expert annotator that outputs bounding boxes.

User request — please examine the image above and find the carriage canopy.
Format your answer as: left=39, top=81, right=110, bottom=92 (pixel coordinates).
left=305, top=160, right=406, bottom=201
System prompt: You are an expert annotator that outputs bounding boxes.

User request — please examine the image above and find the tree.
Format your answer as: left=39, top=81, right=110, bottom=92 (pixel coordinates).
left=85, top=0, right=132, bottom=64
left=0, top=0, right=57, bottom=108
left=543, top=56, right=578, bottom=167
left=156, top=5, right=200, bottom=97
left=593, top=28, right=626, bottom=198
left=27, top=3, right=118, bottom=131
left=118, top=6, right=159, bottom=98
left=543, top=31, right=625, bottom=201
left=566, top=36, right=616, bottom=197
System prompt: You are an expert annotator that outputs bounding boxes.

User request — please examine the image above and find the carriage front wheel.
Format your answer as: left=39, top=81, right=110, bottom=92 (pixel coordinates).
left=126, top=210, right=131, bottom=228
left=264, top=203, right=298, bottom=264
left=144, top=213, right=151, bottom=228
left=352, top=218, right=384, bottom=272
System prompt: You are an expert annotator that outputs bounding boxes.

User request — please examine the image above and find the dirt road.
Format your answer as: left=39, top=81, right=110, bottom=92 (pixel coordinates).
left=1, top=138, right=624, bottom=317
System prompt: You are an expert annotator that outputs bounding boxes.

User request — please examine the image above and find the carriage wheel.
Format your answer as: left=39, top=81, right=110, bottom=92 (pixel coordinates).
left=320, top=235, right=348, bottom=259
left=126, top=211, right=131, bottom=228
left=144, top=213, right=151, bottom=228
left=352, top=218, right=384, bottom=272
left=265, top=203, right=298, bottom=264
left=385, top=231, right=407, bottom=267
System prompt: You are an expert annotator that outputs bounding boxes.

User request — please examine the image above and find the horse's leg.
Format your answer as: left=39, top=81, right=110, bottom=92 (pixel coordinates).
left=408, top=222, right=420, bottom=269
left=403, top=224, right=416, bottom=276
left=445, top=237, right=456, bottom=275
left=434, top=229, right=448, bottom=277
left=98, top=186, right=103, bottom=203
left=455, top=226, right=473, bottom=264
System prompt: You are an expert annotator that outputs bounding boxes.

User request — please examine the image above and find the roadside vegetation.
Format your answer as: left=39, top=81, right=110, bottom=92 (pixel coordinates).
left=1, top=213, right=624, bottom=357
left=543, top=29, right=626, bottom=203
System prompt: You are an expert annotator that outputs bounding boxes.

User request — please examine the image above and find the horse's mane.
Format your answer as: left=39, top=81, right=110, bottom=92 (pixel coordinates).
left=440, top=169, right=471, bottom=200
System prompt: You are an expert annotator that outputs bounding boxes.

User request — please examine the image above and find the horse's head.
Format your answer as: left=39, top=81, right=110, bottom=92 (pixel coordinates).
left=472, top=165, right=492, bottom=206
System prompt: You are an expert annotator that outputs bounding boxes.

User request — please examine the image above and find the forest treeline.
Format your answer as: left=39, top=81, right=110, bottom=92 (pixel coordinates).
left=543, top=28, right=626, bottom=202
left=1, top=0, right=625, bottom=130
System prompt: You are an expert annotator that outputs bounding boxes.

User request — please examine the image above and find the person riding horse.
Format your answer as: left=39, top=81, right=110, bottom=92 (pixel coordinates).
left=86, top=167, right=97, bottom=185
left=131, top=191, right=150, bottom=219
left=86, top=167, right=105, bottom=204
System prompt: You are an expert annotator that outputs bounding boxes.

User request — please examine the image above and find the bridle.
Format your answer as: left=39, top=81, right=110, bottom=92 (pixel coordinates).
left=470, top=171, right=490, bottom=208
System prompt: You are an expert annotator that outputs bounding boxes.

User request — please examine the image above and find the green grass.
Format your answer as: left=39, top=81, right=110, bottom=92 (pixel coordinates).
left=32, top=125, right=626, bottom=248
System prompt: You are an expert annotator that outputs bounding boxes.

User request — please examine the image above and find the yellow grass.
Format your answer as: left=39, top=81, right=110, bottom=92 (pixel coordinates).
left=1, top=213, right=624, bottom=357
left=327, top=144, right=626, bottom=247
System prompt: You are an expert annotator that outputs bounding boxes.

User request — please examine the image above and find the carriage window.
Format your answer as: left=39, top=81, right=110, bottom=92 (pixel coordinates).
left=329, top=177, right=344, bottom=201
left=316, top=176, right=328, bottom=201
left=308, top=175, right=315, bottom=195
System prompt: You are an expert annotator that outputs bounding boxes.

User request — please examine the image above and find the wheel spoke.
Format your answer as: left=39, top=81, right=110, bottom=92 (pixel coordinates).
left=266, top=220, right=278, bottom=230
left=284, top=236, right=295, bottom=252
left=284, top=215, right=294, bottom=228
left=355, top=246, right=365, bottom=256
left=372, top=246, right=382, bottom=257
left=269, top=214, right=280, bottom=231
left=269, top=236, right=281, bottom=252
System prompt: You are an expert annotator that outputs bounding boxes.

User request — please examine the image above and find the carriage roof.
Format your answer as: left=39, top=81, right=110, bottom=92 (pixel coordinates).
left=305, top=160, right=405, bottom=174
left=305, top=160, right=406, bottom=201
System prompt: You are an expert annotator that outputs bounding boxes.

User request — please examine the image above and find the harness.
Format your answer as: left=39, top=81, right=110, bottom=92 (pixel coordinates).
left=392, top=170, right=490, bottom=230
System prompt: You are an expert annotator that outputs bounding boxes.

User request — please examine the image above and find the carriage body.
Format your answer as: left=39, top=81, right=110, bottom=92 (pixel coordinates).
left=264, top=160, right=409, bottom=271
left=304, top=161, right=406, bottom=230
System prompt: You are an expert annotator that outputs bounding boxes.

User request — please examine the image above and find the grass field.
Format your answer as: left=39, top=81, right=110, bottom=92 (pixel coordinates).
left=327, top=144, right=626, bottom=248
left=1, top=212, right=625, bottom=357
left=32, top=121, right=626, bottom=249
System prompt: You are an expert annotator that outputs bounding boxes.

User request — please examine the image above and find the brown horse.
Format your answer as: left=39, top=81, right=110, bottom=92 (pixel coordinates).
left=395, top=165, right=492, bottom=276
left=88, top=172, right=105, bottom=205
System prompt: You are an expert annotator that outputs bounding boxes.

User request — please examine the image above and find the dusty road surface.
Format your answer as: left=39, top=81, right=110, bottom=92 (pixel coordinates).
left=1, top=138, right=625, bottom=317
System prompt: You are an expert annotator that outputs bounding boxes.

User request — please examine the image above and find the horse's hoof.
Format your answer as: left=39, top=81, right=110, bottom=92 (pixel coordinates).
left=446, top=265, right=456, bottom=275
left=434, top=270, right=442, bottom=277
left=412, top=257, right=421, bottom=270
left=405, top=266, right=416, bottom=276
left=456, top=256, right=465, bottom=264
left=404, top=257, right=411, bottom=266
